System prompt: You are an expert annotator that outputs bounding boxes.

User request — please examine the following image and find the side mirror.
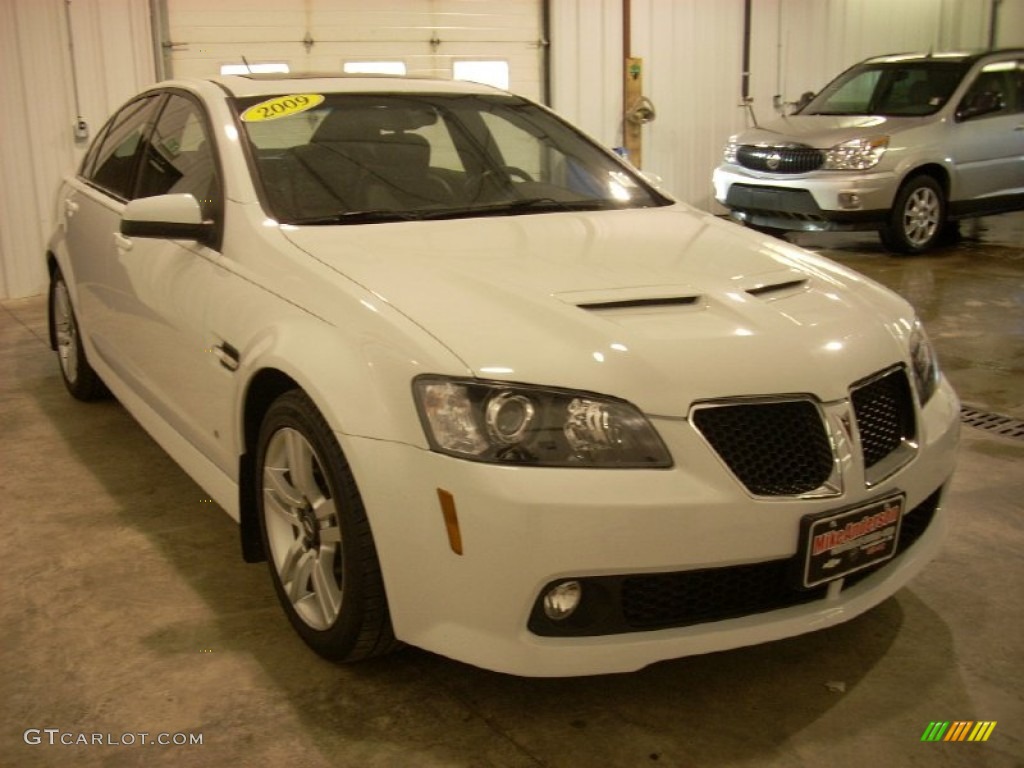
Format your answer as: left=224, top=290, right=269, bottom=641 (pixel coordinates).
left=121, top=194, right=214, bottom=245
left=793, top=91, right=815, bottom=113
left=956, top=91, right=1005, bottom=121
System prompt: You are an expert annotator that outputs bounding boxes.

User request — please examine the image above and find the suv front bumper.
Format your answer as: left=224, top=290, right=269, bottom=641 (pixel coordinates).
left=713, top=164, right=899, bottom=232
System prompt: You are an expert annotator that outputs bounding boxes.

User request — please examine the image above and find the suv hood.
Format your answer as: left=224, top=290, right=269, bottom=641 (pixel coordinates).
left=737, top=114, right=925, bottom=148
left=282, top=205, right=913, bottom=416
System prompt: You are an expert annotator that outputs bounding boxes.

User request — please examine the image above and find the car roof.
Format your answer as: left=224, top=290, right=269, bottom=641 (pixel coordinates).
left=862, top=48, right=1024, bottom=66
left=202, top=73, right=504, bottom=98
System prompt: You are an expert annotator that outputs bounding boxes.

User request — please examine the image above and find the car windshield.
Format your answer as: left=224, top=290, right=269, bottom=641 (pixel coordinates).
left=801, top=60, right=969, bottom=117
left=233, top=92, right=669, bottom=224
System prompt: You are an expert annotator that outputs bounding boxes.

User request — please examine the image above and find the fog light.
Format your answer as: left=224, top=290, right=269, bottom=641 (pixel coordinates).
left=543, top=581, right=582, bottom=621
left=838, top=192, right=861, bottom=209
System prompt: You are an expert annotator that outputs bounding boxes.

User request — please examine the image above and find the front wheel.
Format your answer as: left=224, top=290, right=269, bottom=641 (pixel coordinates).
left=879, top=175, right=946, bottom=254
left=256, top=390, right=397, bottom=662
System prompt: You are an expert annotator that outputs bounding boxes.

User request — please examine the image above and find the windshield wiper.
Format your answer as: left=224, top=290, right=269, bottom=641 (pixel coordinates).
left=288, top=209, right=424, bottom=225
left=420, top=198, right=617, bottom=220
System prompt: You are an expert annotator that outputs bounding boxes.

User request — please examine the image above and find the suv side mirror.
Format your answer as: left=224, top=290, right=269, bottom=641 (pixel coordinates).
left=956, top=91, right=1005, bottom=121
left=121, top=193, right=215, bottom=246
left=792, top=91, right=815, bottom=114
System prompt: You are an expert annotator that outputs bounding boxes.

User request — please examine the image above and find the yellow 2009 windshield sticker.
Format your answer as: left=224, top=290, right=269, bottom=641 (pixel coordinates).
left=241, top=94, right=325, bottom=122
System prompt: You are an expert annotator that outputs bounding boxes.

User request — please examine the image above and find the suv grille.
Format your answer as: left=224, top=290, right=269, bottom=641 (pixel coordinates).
left=737, top=145, right=824, bottom=174
left=851, top=368, right=916, bottom=469
left=692, top=400, right=833, bottom=496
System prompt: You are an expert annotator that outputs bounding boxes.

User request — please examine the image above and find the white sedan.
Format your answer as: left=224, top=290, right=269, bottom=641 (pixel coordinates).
left=47, top=74, right=959, bottom=676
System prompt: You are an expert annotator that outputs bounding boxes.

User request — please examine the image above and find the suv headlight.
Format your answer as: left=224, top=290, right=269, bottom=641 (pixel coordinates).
left=413, top=377, right=672, bottom=468
left=823, top=136, right=889, bottom=170
left=723, top=140, right=739, bottom=163
left=909, top=320, right=940, bottom=405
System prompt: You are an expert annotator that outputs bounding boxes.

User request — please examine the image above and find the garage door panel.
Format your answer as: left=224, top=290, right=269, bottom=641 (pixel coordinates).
left=167, top=0, right=542, bottom=99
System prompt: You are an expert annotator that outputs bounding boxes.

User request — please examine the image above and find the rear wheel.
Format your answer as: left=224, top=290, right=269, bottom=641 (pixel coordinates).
left=257, top=390, right=397, bottom=661
left=879, top=175, right=946, bottom=254
left=50, top=269, right=106, bottom=401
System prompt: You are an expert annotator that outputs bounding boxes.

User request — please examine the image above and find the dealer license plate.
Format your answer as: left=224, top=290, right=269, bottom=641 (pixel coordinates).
left=798, top=494, right=904, bottom=588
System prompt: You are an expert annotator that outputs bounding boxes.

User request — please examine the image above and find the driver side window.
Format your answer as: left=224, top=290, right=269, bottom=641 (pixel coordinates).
left=957, top=61, right=1022, bottom=119
left=135, top=94, right=221, bottom=221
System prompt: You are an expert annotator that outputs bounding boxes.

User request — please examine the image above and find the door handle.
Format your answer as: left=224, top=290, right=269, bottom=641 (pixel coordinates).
left=113, top=232, right=133, bottom=251
left=64, top=199, right=79, bottom=217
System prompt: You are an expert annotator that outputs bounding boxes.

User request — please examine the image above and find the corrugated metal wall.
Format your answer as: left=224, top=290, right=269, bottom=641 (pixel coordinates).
left=0, top=0, right=154, bottom=301
left=549, top=0, right=623, bottom=148
left=1, top=0, right=1015, bottom=298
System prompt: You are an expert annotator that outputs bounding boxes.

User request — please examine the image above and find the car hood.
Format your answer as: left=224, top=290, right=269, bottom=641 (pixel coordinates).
left=281, top=205, right=913, bottom=416
left=736, top=114, right=925, bottom=148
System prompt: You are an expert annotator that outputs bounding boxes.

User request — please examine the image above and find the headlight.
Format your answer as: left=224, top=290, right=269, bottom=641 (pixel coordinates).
left=723, top=140, right=739, bottom=163
left=413, top=377, right=672, bottom=468
left=910, top=321, right=940, bottom=405
left=823, top=136, right=889, bottom=170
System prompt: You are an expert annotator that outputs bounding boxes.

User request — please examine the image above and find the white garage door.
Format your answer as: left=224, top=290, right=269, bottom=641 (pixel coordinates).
left=163, top=0, right=545, bottom=101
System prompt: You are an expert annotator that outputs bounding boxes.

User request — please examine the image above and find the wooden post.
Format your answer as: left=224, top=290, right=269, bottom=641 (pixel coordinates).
left=624, top=56, right=644, bottom=168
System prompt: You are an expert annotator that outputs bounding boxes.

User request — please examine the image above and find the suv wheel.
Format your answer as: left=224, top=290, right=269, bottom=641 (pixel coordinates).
left=880, top=175, right=946, bottom=254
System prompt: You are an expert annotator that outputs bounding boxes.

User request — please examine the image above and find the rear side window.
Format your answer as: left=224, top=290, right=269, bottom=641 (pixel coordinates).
left=83, top=95, right=163, bottom=199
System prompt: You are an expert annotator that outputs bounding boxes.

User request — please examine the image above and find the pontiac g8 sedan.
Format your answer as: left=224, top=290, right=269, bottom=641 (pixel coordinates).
left=47, top=74, right=959, bottom=676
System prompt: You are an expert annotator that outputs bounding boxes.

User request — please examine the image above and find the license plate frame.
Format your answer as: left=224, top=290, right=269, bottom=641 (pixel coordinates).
left=798, top=494, right=905, bottom=588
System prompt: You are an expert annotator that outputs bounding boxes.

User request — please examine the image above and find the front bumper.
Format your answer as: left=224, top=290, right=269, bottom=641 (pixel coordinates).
left=713, top=164, right=899, bottom=232
left=343, top=378, right=959, bottom=677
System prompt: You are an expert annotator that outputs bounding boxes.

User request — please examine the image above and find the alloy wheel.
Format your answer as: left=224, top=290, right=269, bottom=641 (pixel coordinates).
left=262, top=427, right=344, bottom=630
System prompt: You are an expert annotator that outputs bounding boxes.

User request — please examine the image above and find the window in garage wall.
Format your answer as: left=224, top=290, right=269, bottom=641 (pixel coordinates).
left=163, top=0, right=545, bottom=101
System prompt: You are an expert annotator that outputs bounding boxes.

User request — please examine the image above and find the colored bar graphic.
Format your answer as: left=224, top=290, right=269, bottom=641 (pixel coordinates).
left=969, top=722, right=998, bottom=742
left=921, top=721, right=997, bottom=742
left=921, top=722, right=949, bottom=741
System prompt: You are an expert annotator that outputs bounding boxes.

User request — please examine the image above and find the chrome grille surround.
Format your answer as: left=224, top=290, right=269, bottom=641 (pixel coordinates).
left=736, top=144, right=824, bottom=174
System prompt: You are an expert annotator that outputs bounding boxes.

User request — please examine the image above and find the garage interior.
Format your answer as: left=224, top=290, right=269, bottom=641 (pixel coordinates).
left=1, top=1, right=1022, bottom=766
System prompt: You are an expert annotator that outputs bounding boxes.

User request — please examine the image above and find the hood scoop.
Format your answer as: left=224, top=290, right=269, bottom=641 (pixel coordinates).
left=557, top=285, right=704, bottom=313
left=744, top=277, right=809, bottom=300
left=577, top=295, right=701, bottom=311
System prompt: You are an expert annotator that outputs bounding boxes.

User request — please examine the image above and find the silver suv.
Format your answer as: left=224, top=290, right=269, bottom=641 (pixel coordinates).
left=713, top=49, right=1024, bottom=253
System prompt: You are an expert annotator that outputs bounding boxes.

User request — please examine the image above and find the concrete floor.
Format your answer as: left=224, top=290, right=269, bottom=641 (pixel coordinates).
left=2, top=214, right=1022, bottom=768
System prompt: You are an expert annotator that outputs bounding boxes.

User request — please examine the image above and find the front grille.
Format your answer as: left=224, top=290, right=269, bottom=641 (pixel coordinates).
left=851, top=368, right=916, bottom=469
left=692, top=400, right=834, bottom=496
left=527, top=488, right=943, bottom=637
left=737, top=144, right=824, bottom=174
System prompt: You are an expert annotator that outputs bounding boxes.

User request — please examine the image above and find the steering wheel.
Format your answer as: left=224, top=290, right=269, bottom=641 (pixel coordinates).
left=501, top=166, right=534, bottom=183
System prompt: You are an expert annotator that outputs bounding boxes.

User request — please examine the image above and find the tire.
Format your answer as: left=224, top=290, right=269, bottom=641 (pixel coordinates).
left=879, top=175, right=946, bottom=254
left=49, top=269, right=106, bottom=401
left=748, top=224, right=789, bottom=240
left=256, top=390, right=397, bottom=662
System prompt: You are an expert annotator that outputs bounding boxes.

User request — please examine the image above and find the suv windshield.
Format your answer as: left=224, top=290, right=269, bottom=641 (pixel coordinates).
left=801, top=60, right=970, bottom=117
left=234, top=92, right=669, bottom=224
